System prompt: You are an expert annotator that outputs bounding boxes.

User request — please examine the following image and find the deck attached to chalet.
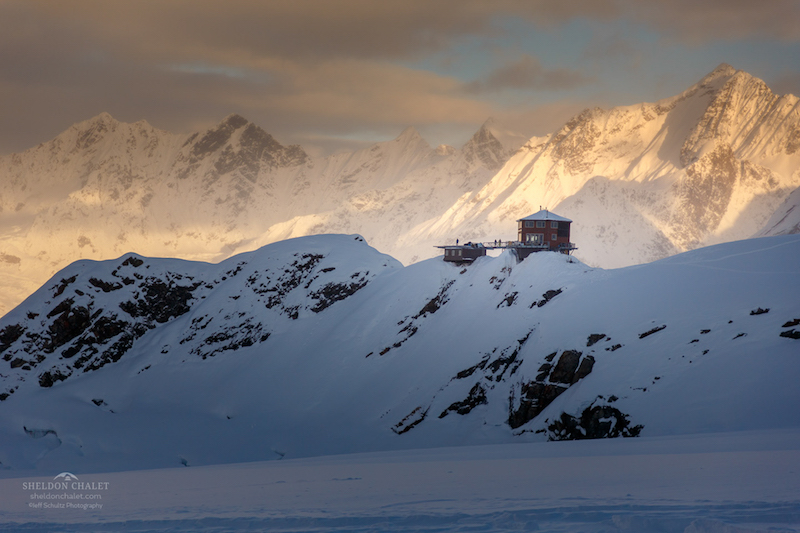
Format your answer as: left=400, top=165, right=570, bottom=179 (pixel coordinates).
left=436, top=241, right=577, bottom=263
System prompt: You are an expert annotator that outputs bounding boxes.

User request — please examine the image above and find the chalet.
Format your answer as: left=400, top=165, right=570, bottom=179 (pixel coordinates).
left=517, top=209, right=572, bottom=251
left=438, top=208, right=576, bottom=263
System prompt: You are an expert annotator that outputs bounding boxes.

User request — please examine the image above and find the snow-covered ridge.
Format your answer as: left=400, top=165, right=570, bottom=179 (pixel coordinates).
left=1, top=233, right=798, bottom=473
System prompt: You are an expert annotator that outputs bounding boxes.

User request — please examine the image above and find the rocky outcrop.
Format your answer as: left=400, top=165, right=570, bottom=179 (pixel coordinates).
left=547, top=404, right=643, bottom=441
left=508, top=349, right=596, bottom=429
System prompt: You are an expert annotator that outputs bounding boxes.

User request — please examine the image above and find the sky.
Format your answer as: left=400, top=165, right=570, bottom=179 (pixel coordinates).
left=1, top=0, right=800, bottom=157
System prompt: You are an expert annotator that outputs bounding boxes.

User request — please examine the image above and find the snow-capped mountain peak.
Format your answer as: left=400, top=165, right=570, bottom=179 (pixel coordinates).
left=461, top=119, right=514, bottom=171
left=392, top=126, right=429, bottom=149
left=2, top=64, right=800, bottom=318
left=414, top=64, right=800, bottom=268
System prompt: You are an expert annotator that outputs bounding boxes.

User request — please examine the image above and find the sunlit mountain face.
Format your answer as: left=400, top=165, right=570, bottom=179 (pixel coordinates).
left=1, top=65, right=799, bottom=317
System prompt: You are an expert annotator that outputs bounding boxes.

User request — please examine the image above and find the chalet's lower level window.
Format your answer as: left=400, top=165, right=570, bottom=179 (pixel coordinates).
left=552, top=233, right=558, bottom=240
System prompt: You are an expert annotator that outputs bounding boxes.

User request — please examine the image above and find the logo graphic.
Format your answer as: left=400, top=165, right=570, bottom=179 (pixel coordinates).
left=53, top=472, right=79, bottom=482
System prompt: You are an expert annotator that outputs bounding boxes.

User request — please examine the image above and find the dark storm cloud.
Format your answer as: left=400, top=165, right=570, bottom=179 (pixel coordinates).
left=0, top=0, right=798, bottom=155
left=24, top=0, right=618, bottom=62
left=626, top=0, right=800, bottom=43
left=466, top=56, right=593, bottom=93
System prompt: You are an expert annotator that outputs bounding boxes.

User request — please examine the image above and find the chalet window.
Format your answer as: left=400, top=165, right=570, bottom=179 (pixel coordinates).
left=536, top=221, right=546, bottom=228
left=526, top=233, right=543, bottom=244
left=525, top=221, right=535, bottom=228
left=551, top=221, right=558, bottom=228
left=552, top=233, right=558, bottom=241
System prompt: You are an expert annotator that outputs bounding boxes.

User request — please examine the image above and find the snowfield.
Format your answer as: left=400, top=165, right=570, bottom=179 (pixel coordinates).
left=1, top=429, right=798, bottom=532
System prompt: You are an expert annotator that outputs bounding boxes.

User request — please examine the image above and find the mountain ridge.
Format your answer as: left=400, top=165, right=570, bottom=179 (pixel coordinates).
left=408, top=64, right=800, bottom=267
left=1, top=64, right=799, bottom=317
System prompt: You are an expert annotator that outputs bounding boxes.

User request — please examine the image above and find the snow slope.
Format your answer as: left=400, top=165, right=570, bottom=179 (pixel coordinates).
left=758, top=184, right=800, bottom=236
left=0, top=233, right=798, bottom=476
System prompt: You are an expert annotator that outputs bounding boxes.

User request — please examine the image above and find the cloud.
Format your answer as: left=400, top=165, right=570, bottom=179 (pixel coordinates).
left=467, top=55, right=593, bottom=93
left=0, top=0, right=798, bottom=156
left=771, top=70, right=800, bottom=97
left=23, top=0, right=621, bottom=63
left=624, top=0, right=800, bottom=43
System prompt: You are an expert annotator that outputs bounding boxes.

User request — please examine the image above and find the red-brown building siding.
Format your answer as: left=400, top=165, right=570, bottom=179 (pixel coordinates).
left=516, top=210, right=572, bottom=252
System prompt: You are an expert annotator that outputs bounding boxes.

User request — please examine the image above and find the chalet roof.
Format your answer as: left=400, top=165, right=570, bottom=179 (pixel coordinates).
left=517, top=209, right=572, bottom=222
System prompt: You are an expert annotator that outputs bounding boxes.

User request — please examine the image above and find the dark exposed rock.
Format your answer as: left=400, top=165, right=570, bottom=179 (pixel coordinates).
left=47, top=298, right=74, bottom=319
left=750, top=307, right=769, bottom=315
left=497, top=292, right=518, bottom=308
left=547, top=405, right=643, bottom=440
left=80, top=333, right=135, bottom=371
left=379, top=280, right=456, bottom=357
left=119, top=278, right=199, bottom=323
left=439, top=383, right=488, bottom=418
left=533, top=288, right=563, bottom=308
left=392, top=406, right=428, bottom=435
left=455, top=357, right=490, bottom=380
left=549, top=350, right=582, bottom=384
left=414, top=280, right=455, bottom=318
left=639, top=324, right=666, bottom=339
left=573, top=355, right=595, bottom=384
left=45, top=302, right=91, bottom=353
left=261, top=254, right=324, bottom=312
left=121, top=256, right=144, bottom=268
left=536, top=363, right=552, bottom=381
left=606, top=344, right=622, bottom=351
left=52, top=276, right=77, bottom=297
left=508, top=381, right=567, bottom=429
left=89, top=278, right=123, bottom=292
left=780, top=329, right=800, bottom=340
left=509, top=348, right=597, bottom=428
left=0, top=323, right=25, bottom=356
left=0, top=388, right=16, bottom=401
left=310, top=280, right=369, bottom=313
left=38, top=368, right=71, bottom=388
left=586, top=333, right=606, bottom=347
left=485, top=351, right=520, bottom=381
left=782, top=318, right=800, bottom=328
